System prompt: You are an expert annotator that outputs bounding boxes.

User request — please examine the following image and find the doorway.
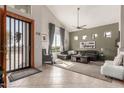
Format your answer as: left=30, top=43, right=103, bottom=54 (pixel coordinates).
left=6, top=16, right=31, bottom=72
left=0, top=7, right=34, bottom=87
left=6, top=11, right=34, bottom=72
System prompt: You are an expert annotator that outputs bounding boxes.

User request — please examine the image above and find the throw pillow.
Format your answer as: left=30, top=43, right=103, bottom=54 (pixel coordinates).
left=113, top=55, right=122, bottom=66
left=68, top=50, right=72, bottom=55
left=123, top=61, right=124, bottom=66
left=122, top=55, right=124, bottom=66
left=68, top=50, right=75, bottom=55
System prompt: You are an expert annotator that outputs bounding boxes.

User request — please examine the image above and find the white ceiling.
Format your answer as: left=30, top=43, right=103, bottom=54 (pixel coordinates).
left=47, top=5, right=120, bottom=31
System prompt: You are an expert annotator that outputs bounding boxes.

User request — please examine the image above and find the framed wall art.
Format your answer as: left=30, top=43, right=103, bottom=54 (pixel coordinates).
left=41, top=34, right=47, bottom=42
left=80, top=41, right=96, bottom=48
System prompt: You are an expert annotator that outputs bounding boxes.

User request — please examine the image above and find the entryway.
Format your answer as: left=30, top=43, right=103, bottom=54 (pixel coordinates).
left=6, top=15, right=31, bottom=72
left=0, top=6, right=34, bottom=87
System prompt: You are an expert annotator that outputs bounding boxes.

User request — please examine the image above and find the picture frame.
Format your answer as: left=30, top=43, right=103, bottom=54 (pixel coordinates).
left=80, top=41, right=96, bottom=49
left=41, top=34, right=47, bottom=42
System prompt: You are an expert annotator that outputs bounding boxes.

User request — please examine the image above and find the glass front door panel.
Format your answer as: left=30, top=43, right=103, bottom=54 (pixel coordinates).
left=6, top=16, right=31, bottom=72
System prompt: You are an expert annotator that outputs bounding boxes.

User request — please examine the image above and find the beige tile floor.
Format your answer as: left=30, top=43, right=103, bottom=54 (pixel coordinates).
left=8, top=65, right=124, bottom=88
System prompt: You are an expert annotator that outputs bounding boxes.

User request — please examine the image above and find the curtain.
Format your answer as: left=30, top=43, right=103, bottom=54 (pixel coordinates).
left=48, top=23, right=55, bottom=54
left=60, top=27, right=65, bottom=51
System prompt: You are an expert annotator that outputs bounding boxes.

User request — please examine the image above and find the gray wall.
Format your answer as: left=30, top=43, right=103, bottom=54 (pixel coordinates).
left=69, top=23, right=119, bottom=60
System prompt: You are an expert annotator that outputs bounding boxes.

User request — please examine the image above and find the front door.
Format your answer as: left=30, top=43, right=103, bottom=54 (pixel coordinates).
left=0, top=7, right=34, bottom=87
left=6, top=15, right=31, bottom=72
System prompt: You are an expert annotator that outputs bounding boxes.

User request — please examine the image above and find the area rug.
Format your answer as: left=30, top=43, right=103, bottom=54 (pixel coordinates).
left=8, top=68, right=42, bottom=82
left=54, top=59, right=112, bottom=82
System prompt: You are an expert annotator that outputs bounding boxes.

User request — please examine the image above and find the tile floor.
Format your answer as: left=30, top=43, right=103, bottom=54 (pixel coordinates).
left=8, top=65, right=124, bottom=88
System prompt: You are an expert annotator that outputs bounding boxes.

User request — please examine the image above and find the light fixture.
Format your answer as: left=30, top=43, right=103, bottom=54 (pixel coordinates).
left=74, top=36, right=78, bottom=40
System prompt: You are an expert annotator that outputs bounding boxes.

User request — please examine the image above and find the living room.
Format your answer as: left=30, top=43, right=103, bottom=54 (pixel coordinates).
left=49, top=5, right=123, bottom=83
left=0, top=5, right=124, bottom=88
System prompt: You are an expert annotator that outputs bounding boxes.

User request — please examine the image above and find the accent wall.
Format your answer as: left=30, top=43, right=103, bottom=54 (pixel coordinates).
left=69, top=23, right=119, bottom=60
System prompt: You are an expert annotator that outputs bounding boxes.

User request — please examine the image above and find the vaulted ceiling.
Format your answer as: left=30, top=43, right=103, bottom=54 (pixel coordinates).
left=47, top=5, right=120, bottom=31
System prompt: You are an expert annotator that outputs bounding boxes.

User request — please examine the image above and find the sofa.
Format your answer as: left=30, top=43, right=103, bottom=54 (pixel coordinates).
left=57, top=50, right=101, bottom=61
left=101, top=54, right=124, bottom=80
left=57, top=50, right=76, bottom=60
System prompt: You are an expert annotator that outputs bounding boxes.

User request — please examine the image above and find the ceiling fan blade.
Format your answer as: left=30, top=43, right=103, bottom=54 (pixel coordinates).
left=79, top=25, right=87, bottom=28
left=81, top=28, right=87, bottom=30
left=72, top=26, right=76, bottom=28
left=72, top=29, right=81, bottom=31
left=72, top=27, right=83, bottom=31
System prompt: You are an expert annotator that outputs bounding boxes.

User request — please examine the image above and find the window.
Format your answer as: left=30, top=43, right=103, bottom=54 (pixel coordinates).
left=8, top=5, right=31, bottom=14
left=52, top=27, right=61, bottom=52
left=104, top=32, right=112, bottom=38
left=82, top=35, right=87, bottom=40
left=74, top=36, right=78, bottom=40
left=92, top=33, right=98, bottom=39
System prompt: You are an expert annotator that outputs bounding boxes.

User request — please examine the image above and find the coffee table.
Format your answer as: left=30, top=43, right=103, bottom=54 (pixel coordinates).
left=71, top=55, right=90, bottom=64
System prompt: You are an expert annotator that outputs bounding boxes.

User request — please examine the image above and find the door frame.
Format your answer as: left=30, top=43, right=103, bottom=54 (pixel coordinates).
left=6, top=10, right=35, bottom=69
left=0, top=7, right=35, bottom=87
left=0, top=6, right=7, bottom=88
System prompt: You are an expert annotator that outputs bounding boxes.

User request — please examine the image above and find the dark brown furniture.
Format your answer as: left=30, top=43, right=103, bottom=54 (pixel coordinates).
left=42, top=49, right=53, bottom=64
left=77, top=50, right=100, bottom=61
left=71, top=55, right=90, bottom=64
left=57, top=51, right=71, bottom=60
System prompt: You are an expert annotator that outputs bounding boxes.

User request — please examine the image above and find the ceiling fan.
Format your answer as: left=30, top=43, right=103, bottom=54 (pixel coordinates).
left=72, top=8, right=87, bottom=31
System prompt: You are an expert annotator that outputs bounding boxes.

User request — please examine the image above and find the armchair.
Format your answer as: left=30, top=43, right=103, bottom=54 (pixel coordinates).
left=101, top=54, right=124, bottom=80
left=42, top=49, right=53, bottom=64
